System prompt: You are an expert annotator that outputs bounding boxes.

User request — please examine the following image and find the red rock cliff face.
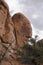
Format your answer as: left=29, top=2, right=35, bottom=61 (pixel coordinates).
left=0, top=0, right=32, bottom=65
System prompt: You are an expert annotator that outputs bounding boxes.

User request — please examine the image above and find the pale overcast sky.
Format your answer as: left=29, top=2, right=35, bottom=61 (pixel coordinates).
left=5, top=0, right=43, bottom=40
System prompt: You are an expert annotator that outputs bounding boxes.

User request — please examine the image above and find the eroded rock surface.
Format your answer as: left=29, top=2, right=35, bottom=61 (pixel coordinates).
left=12, top=13, right=32, bottom=47
left=0, top=0, right=16, bottom=65
left=0, top=0, right=32, bottom=65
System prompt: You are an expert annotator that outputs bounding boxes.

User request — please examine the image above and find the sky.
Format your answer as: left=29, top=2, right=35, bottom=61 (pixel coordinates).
left=5, top=0, right=43, bottom=40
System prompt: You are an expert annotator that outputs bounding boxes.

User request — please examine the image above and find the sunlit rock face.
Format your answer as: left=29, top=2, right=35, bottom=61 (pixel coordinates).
left=12, top=13, right=32, bottom=47
left=0, top=0, right=15, bottom=45
left=0, top=0, right=32, bottom=65
left=0, top=0, right=16, bottom=64
left=0, top=0, right=8, bottom=36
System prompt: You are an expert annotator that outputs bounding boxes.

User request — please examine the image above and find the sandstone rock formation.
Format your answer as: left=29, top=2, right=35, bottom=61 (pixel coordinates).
left=0, top=0, right=32, bottom=65
left=0, top=0, right=16, bottom=65
left=12, top=13, right=32, bottom=47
